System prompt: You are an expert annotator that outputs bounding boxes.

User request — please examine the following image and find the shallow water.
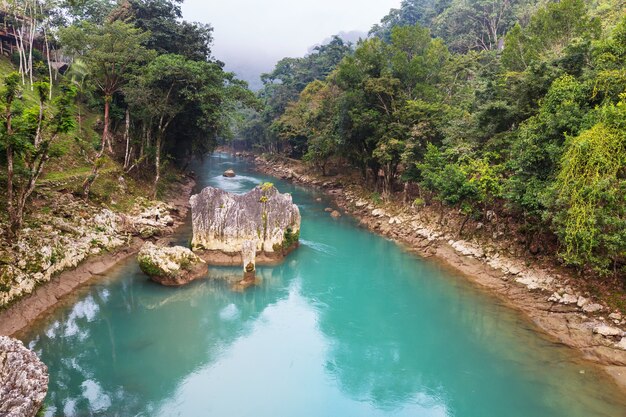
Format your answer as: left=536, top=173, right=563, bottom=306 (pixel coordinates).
left=21, top=153, right=626, bottom=416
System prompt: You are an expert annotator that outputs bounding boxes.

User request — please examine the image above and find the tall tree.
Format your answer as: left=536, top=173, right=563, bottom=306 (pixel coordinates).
left=59, top=19, right=151, bottom=198
left=125, top=54, right=229, bottom=196
left=1, top=74, right=76, bottom=237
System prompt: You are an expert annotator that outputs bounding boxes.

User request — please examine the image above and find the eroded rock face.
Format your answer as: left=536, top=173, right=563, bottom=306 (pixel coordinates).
left=190, top=184, right=301, bottom=255
left=0, top=336, right=48, bottom=417
left=0, top=196, right=180, bottom=309
left=137, top=242, right=206, bottom=286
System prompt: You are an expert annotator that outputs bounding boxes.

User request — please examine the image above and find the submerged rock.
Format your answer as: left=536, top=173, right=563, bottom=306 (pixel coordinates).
left=223, top=169, right=236, bottom=178
left=0, top=336, right=48, bottom=417
left=137, top=242, right=206, bottom=286
left=190, top=183, right=300, bottom=257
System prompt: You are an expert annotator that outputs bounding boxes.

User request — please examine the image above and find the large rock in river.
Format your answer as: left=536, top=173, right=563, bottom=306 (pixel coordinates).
left=190, top=183, right=300, bottom=259
left=0, top=336, right=48, bottom=417
left=137, top=242, right=207, bottom=286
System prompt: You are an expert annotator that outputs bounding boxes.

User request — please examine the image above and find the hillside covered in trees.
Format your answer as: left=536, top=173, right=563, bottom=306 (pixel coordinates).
left=0, top=0, right=255, bottom=238
left=234, top=0, right=626, bottom=281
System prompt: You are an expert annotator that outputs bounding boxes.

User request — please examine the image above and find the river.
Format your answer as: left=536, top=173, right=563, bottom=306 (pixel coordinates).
left=20, top=153, right=626, bottom=416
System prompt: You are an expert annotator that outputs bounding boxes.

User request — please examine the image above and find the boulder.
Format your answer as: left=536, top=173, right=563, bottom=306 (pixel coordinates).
left=560, top=293, right=579, bottom=305
left=137, top=242, right=206, bottom=286
left=0, top=336, right=48, bottom=417
left=190, top=183, right=300, bottom=256
left=583, top=303, right=604, bottom=313
left=593, top=325, right=623, bottom=338
left=330, top=210, right=342, bottom=219
left=223, top=169, right=236, bottom=178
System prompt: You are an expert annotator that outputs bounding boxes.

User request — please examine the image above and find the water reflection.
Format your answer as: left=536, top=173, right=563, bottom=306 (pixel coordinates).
left=20, top=153, right=626, bottom=417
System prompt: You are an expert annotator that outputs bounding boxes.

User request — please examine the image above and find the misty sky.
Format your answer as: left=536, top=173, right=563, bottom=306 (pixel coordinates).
left=181, top=0, right=401, bottom=85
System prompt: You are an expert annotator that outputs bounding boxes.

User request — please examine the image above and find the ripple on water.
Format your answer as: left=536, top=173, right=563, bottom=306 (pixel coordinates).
left=209, top=175, right=261, bottom=193
left=300, top=239, right=337, bottom=256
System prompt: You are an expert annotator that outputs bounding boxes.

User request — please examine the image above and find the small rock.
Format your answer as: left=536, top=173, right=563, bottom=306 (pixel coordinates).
left=508, top=266, right=522, bottom=275
left=548, top=292, right=562, bottom=303
left=330, top=210, right=341, bottom=219
left=593, top=325, right=623, bottom=338
left=609, top=312, right=622, bottom=321
left=223, top=169, right=236, bottom=178
left=560, top=293, right=578, bottom=305
left=616, top=338, right=626, bottom=351
left=372, top=209, right=386, bottom=217
left=324, top=208, right=333, bottom=212
left=582, top=303, right=604, bottom=313
left=577, top=296, right=589, bottom=308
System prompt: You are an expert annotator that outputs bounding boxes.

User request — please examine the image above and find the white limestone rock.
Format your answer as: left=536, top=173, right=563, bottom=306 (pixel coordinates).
left=593, top=325, right=624, bottom=338
left=560, top=293, right=579, bottom=305
left=582, top=303, right=604, bottom=314
left=190, top=184, right=300, bottom=254
left=0, top=336, right=48, bottom=417
left=372, top=209, right=386, bottom=217
left=137, top=243, right=206, bottom=286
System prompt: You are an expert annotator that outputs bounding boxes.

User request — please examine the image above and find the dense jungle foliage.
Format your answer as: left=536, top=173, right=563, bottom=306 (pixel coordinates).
left=0, top=0, right=255, bottom=237
left=234, top=0, right=626, bottom=277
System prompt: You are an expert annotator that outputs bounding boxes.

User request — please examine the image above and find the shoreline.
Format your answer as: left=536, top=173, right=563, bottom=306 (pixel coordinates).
left=250, top=152, right=626, bottom=393
left=0, top=179, right=196, bottom=337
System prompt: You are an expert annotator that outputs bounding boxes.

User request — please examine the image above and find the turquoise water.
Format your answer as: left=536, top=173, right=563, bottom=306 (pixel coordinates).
left=21, top=153, right=626, bottom=417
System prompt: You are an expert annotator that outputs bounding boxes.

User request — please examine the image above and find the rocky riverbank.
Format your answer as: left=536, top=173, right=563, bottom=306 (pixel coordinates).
left=250, top=152, right=626, bottom=392
left=0, top=178, right=195, bottom=336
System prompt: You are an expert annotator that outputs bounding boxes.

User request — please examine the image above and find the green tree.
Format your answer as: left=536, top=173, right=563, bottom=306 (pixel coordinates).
left=1, top=74, right=76, bottom=237
left=501, top=0, right=600, bottom=71
left=59, top=19, right=151, bottom=198
left=125, top=54, right=230, bottom=196
left=552, top=99, right=626, bottom=273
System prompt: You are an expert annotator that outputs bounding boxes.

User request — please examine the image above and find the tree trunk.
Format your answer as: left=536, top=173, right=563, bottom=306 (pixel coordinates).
left=123, top=108, right=131, bottom=170
left=6, top=144, right=15, bottom=238
left=153, top=132, right=162, bottom=199
left=458, top=215, right=470, bottom=237
left=103, top=96, right=113, bottom=153
left=43, top=25, right=53, bottom=99
left=5, top=103, right=15, bottom=239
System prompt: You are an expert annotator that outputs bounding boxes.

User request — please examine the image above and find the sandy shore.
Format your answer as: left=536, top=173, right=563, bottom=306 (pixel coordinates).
left=0, top=179, right=195, bottom=337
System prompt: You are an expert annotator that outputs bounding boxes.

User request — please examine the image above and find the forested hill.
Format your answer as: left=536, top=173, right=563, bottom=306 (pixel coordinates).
left=0, top=0, right=256, bottom=238
left=234, top=0, right=626, bottom=281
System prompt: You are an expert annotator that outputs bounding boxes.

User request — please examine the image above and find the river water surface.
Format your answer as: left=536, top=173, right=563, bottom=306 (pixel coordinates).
left=21, top=153, right=626, bottom=416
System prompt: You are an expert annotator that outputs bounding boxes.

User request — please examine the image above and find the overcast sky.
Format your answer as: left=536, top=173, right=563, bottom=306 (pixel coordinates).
left=181, top=0, right=401, bottom=85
